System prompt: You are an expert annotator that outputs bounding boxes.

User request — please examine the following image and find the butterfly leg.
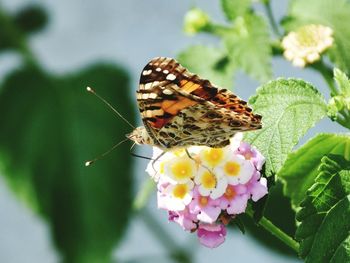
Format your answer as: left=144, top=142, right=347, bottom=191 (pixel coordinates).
left=185, top=149, right=212, bottom=173
left=152, top=151, right=166, bottom=174
left=185, top=149, right=196, bottom=162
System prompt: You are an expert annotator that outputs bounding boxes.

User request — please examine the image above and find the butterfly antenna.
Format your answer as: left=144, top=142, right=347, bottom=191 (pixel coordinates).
left=85, top=137, right=129, bottom=167
left=86, top=87, right=135, bottom=129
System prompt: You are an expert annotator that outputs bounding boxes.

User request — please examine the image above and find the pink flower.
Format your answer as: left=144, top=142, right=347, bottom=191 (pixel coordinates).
left=168, top=208, right=198, bottom=231
left=219, top=185, right=249, bottom=215
left=197, top=223, right=227, bottom=248
left=246, top=171, right=268, bottom=202
left=189, top=187, right=222, bottom=224
left=235, top=142, right=265, bottom=170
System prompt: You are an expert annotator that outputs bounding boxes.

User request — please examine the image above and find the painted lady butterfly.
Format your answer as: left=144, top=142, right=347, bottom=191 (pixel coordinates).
left=127, top=57, right=262, bottom=149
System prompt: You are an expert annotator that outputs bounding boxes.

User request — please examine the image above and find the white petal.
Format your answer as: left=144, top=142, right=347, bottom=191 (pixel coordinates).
left=198, top=185, right=211, bottom=196
left=210, top=177, right=228, bottom=199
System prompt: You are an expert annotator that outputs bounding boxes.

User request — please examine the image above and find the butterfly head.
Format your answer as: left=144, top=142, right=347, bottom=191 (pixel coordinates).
left=127, top=126, right=154, bottom=146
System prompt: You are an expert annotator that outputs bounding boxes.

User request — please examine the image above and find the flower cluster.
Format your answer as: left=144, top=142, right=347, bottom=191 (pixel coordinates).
left=146, top=135, right=267, bottom=248
left=282, top=24, right=334, bottom=68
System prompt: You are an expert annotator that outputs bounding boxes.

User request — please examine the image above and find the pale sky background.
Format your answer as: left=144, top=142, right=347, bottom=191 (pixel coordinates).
left=0, top=0, right=345, bottom=262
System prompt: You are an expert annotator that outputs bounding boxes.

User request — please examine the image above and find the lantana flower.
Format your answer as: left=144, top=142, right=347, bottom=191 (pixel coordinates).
left=197, top=223, right=227, bottom=248
left=146, top=135, right=268, bottom=248
left=164, top=156, right=197, bottom=184
left=189, top=187, right=222, bottom=224
left=158, top=180, right=194, bottom=211
left=194, top=167, right=227, bottom=199
left=282, top=24, right=334, bottom=67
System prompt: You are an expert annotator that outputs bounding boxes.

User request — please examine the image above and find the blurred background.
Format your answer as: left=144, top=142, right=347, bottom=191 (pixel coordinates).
left=0, top=0, right=345, bottom=262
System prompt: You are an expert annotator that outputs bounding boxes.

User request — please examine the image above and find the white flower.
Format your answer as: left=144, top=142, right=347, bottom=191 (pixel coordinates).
left=146, top=147, right=176, bottom=182
left=199, top=147, right=227, bottom=168
left=194, top=167, right=228, bottom=199
left=215, top=155, right=254, bottom=185
left=163, top=155, right=197, bottom=184
left=161, top=180, right=194, bottom=211
left=282, top=24, right=334, bottom=67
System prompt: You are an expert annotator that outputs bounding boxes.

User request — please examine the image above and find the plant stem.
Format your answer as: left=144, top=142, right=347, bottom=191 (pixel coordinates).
left=258, top=216, right=300, bottom=253
left=263, top=0, right=282, bottom=37
left=132, top=178, right=156, bottom=210
left=246, top=209, right=300, bottom=253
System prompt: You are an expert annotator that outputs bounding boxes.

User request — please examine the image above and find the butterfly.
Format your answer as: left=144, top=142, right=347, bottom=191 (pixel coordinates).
left=127, top=57, right=262, bottom=150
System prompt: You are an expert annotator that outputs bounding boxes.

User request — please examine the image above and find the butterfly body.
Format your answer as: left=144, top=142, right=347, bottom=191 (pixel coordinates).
left=128, top=57, right=262, bottom=149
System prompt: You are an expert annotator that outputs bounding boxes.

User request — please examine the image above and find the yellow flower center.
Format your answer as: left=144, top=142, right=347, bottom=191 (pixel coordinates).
left=173, top=149, right=185, bottom=157
left=200, top=171, right=217, bottom=189
left=297, top=26, right=319, bottom=47
left=173, top=184, right=188, bottom=199
left=203, top=148, right=224, bottom=167
left=224, top=186, right=236, bottom=200
left=199, top=196, right=209, bottom=207
left=159, top=162, right=165, bottom=174
left=171, top=160, right=194, bottom=180
left=224, top=161, right=241, bottom=176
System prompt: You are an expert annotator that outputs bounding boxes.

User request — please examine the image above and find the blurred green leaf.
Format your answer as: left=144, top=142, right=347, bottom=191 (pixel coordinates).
left=279, top=133, right=350, bottom=209
left=177, top=45, right=236, bottom=89
left=284, top=0, right=350, bottom=74
left=221, top=0, right=252, bottom=21
left=296, top=154, right=350, bottom=261
left=244, top=78, right=327, bottom=177
left=0, top=8, right=25, bottom=52
left=241, top=181, right=297, bottom=256
left=0, top=64, right=135, bottom=262
left=13, top=5, right=48, bottom=34
left=224, top=14, right=272, bottom=82
left=183, top=8, right=211, bottom=35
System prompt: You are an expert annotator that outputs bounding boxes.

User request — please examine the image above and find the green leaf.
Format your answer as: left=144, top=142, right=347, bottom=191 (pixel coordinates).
left=327, top=69, right=350, bottom=128
left=177, top=45, right=236, bottom=89
left=284, top=0, right=350, bottom=74
left=244, top=78, right=327, bottom=177
left=296, top=155, right=350, bottom=262
left=334, top=68, right=350, bottom=96
left=221, top=0, right=252, bottom=21
left=279, top=133, right=350, bottom=208
left=0, top=64, right=135, bottom=262
left=224, top=14, right=272, bottom=82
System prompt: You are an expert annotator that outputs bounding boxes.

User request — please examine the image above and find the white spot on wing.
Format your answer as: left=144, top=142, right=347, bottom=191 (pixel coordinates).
left=163, top=70, right=169, bottom=74
left=144, top=83, right=152, bottom=90
left=166, top=74, right=176, bottom=81
left=149, top=93, right=157, bottom=99
left=163, top=89, right=173, bottom=95
left=142, top=69, right=152, bottom=76
left=156, top=67, right=162, bottom=72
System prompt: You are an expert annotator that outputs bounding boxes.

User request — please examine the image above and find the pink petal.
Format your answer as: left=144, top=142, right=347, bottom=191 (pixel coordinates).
left=197, top=223, right=227, bottom=248
left=168, top=209, right=198, bottom=231
left=197, top=205, right=221, bottom=224
left=250, top=177, right=268, bottom=202
left=226, top=194, right=249, bottom=214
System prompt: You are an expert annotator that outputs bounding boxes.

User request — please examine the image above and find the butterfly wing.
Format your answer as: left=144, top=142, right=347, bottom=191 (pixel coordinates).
left=137, top=57, right=261, bottom=148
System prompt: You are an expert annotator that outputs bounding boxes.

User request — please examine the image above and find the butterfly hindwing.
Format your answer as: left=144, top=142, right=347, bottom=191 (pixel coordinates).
left=136, top=57, right=261, bottom=148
